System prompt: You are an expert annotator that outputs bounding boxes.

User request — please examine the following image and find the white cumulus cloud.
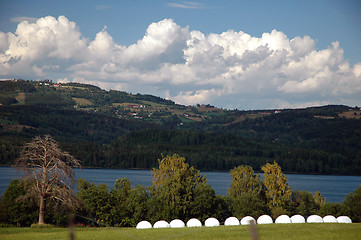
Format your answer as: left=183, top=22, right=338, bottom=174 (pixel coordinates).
left=0, top=15, right=360, bottom=109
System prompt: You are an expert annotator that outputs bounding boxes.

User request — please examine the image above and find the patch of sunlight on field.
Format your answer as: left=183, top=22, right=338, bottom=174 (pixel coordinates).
left=140, top=100, right=168, bottom=108
left=15, top=92, right=26, bottom=104
left=339, top=110, right=361, bottom=119
left=72, top=97, right=93, bottom=106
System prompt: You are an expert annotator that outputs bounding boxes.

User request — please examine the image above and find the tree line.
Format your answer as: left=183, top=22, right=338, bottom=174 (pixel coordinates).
left=0, top=136, right=360, bottom=227
left=2, top=124, right=359, bottom=176
left=1, top=104, right=360, bottom=175
left=98, top=129, right=359, bottom=174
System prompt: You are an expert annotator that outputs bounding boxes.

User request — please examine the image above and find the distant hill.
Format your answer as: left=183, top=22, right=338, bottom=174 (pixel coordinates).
left=1, top=79, right=360, bottom=175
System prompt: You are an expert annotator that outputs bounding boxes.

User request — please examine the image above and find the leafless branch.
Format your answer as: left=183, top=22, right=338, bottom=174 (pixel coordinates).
left=14, top=135, right=81, bottom=224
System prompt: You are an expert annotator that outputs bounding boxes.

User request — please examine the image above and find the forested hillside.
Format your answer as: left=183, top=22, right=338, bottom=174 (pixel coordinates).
left=1, top=80, right=360, bottom=175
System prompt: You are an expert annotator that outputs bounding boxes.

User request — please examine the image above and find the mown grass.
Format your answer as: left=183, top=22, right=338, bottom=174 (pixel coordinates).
left=1, top=224, right=361, bottom=240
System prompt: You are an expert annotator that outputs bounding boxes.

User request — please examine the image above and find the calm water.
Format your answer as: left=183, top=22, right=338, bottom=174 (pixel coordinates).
left=1, top=167, right=360, bottom=203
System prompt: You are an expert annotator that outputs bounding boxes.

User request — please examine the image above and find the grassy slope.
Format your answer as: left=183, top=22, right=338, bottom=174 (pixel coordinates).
left=1, top=224, right=361, bottom=240
left=72, top=98, right=93, bottom=106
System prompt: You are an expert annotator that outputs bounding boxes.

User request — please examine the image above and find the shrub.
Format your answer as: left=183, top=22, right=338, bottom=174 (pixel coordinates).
left=342, top=185, right=361, bottom=222
left=318, top=202, right=343, bottom=217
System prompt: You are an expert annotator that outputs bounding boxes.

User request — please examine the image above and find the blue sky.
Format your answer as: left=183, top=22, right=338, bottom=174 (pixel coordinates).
left=0, top=0, right=360, bottom=109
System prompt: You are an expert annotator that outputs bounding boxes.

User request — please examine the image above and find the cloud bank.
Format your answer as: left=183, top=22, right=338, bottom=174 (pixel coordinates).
left=1, top=16, right=360, bottom=109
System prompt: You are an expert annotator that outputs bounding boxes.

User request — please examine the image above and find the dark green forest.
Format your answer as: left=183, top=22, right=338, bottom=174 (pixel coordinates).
left=1, top=80, right=361, bottom=175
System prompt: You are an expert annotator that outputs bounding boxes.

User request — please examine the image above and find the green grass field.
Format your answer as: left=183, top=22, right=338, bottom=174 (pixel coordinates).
left=72, top=97, right=93, bottom=106
left=15, top=92, right=26, bottom=105
left=1, top=224, right=360, bottom=240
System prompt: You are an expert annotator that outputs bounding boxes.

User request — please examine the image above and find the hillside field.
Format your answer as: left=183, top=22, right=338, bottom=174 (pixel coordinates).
left=1, top=224, right=360, bottom=240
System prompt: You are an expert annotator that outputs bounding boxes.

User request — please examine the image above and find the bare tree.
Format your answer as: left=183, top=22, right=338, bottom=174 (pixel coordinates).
left=15, top=135, right=81, bottom=225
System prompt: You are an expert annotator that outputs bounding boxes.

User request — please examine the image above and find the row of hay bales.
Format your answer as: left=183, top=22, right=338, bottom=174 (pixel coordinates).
left=136, top=215, right=352, bottom=229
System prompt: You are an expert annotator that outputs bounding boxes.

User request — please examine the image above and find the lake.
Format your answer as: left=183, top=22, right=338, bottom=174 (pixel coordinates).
left=0, top=167, right=360, bottom=202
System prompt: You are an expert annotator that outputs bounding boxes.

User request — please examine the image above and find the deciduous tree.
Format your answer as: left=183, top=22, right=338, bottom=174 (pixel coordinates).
left=76, top=179, right=112, bottom=226
left=15, top=135, right=80, bottom=225
left=124, top=185, right=149, bottom=226
left=228, top=165, right=267, bottom=218
left=261, top=161, right=292, bottom=217
left=290, top=190, right=318, bottom=217
left=228, top=165, right=261, bottom=197
left=110, top=177, right=149, bottom=227
left=342, top=184, right=361, bottom=222
left=317, top=202, right=342, bottom=218
left=149, top=154, right=207, bottom=221
left=0, top=179, right=38, bottom=226
left=77, top=178, right=150, bottom=227
left=313, top=191, right=326, bottom=208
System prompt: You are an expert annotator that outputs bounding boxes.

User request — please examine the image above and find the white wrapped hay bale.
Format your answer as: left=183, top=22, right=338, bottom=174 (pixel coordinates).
left=136, top=220, right=152, bottom=229
left=224, top=217, right=240, bottom=226
left=307, top=215, right=323, bottom=223
left=153, top=220, right=170, bottom=228
left=337, top=216, right=352, bottom=223
left=257, top=215, right=273, bottom=224
left=170, top=219, right=185, bottom=228
left=240, top=216, right=256, bottom=225
left=275, top=215, right=291, bottom=224
left=205, top=217, right=220, bottom=227
left=186, top=218, right=202, bottom=227
left=290, top=215, right=306, bottom=223
left=323, top=215, right=337, bottom=223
